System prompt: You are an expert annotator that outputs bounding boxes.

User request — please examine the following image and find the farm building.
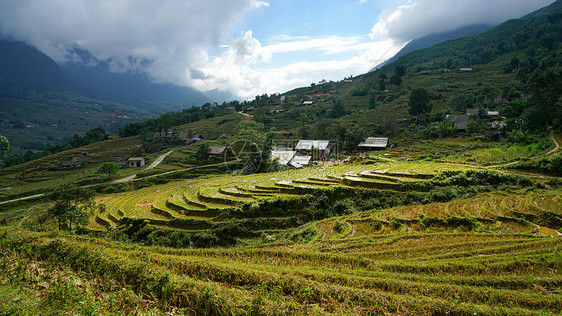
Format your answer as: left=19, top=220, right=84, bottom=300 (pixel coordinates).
left=127, top=157, right=145, bottom=168
left=445, top=115, right=470, bottom=131
left=289, top=155, right=312, bottom=169
left=271, top=150, right=296, bottom=166
left=357, top=137, right=389, bottom=150
left=295, top=140, right=332, bottom=160
left=208, top=146, right=231, bottom=159
left=465, top=108, right=478, bottom=116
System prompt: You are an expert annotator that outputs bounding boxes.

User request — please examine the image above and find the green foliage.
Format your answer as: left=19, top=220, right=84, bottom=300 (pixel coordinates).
left=514, top=153, right=562, bottom=176
left=408, top=88, right=432, bottom=116
left=98, top=162, right=119, bottom=179
left=368, top=91, right=377, bottom=109
left=0, top=134, right=8, bottom=157
left=194, top=143, right=210, bottom=161
left=331, top=97, right=346, bottom=118
left=47, top=184, right=96, bottom=231
left=524, top=66, right=562, bottom=130
left=389, top=73, right=402, bottom=86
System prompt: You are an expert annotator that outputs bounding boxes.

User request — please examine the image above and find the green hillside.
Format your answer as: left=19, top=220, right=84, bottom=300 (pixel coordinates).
left=0, top=1, right=561, bottom=315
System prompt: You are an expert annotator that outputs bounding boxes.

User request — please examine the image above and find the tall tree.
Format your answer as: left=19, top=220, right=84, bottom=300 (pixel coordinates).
left=369, top=92, right=377, bottom=109
left=98, top=162, right=120, bottom=179
left=331, top=97, right=346, bottom=118
left=390, top=74, right=402, bottom=86
left=47, top=184, right=96, bottom=231
left=394, top=65, right=406, bottom=77
left=0, top=134, right=9, bottom=157
left=408, top=88, right=432, bottom=116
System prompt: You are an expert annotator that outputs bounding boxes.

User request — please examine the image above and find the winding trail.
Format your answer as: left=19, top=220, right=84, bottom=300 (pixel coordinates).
left=546, top=128, right=560, bottom=155
left=144, top=150, right=174, bottom=170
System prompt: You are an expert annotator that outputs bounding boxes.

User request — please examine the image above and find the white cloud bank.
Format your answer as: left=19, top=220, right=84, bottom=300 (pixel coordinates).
left=370, top=0, right=555, bottom=41
left=0, top=0, right=556, bottom=100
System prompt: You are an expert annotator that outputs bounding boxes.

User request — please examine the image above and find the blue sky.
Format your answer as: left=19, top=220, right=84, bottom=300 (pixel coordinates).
left=0, top=0, right=556, bottom=99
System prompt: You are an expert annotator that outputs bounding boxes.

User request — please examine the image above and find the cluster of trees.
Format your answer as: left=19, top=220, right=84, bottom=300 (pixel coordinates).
left=46, top=184, right=98, bottom=231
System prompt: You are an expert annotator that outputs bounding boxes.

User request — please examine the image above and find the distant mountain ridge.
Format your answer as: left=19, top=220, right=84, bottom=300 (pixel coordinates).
left=372, top=24, right=494, bottom=71
left=0, top=39, right=81, bottom=93
left=0, top=39, right=213, bottom=112
left=60, top=45, right=212, bottom=110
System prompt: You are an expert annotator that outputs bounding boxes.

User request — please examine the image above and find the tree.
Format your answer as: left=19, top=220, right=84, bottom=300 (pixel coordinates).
left=0, top=134, right=9, bottom=157
left=195, top=143, right=210, bottom=161
left=408, top=88, right=432, bottom=116
left=390, top=74, right=402, bottom=86
left=331, top=97, right=346, bottom=118
left=394, top=65, right=406, bottom=77
left=369, top=92, right=377, bottom=109
left=47, top=184, right=96, bottom=231
left=98, top=162, right=119, bottom=179
left=344, top=126, right=367, bottom=152
left=377, top=78, right=386, bottom=91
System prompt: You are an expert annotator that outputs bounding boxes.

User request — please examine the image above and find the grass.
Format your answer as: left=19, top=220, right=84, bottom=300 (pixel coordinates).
left=0, top=225, right=560, bottom=315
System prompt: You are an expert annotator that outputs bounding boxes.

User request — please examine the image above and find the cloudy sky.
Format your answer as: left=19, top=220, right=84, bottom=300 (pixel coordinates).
left=0, top=0, right=555, bottom=99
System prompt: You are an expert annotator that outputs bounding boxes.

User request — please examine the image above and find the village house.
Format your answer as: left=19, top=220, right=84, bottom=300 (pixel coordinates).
left=465, top=108, right=479, bottom=116
left=127, top=157, right=145, bottom=168
left=445, top=114, right=470, bottom=131
left=357, top=137, right=389, bottom=151
left=208, top=146, right=231, bottom=159
left=288, top=155, right=312, bottom=169
left=271, top=150, right=296, bottom=166
left=295, top=140, right=331, bottom=160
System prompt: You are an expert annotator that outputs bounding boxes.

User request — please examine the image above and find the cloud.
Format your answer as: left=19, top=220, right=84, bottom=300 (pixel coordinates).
left=370, top=0, right=555, bottom=41
left=0, top=0, right=260, bottom=88
left=190, top=31, right=403, bottom=99
left=254, top=1, right=270, bottom=8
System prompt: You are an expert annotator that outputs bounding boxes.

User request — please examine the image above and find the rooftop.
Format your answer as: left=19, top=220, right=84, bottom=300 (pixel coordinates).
left=295, top=140, right=330, bottom=151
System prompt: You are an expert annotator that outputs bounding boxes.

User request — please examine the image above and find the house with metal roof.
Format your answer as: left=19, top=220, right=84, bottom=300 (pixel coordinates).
left=208, top=146, right=230, bottom=158
left=445, top=114, right=470, bottom=131
left=295, top=140, right=332, bottom=160
left=357, top=137, right=389, bottom=150
left=271, top=150, right=296, bottom=166
left=289, top=155, right=312, bottom=169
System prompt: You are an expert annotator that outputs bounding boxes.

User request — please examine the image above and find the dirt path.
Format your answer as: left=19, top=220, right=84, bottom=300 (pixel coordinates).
left=144, top=150, right=174, bottom=170
left=546, top=128, right=560, bottom=155
left=485, top=160, right=521, bottom=169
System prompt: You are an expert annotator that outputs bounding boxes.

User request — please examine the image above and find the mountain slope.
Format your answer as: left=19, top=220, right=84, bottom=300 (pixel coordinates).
left=374, top=24, right=494, bottom=70
left=61, top=48, right=211, bottom=111
left=381, top=1, right=562, bottom=72
left=0, top=40, right=81, bottom=93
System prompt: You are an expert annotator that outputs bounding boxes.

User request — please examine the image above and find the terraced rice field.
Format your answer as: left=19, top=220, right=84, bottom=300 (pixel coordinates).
left=1, top=223, right=560, bottom=315
left=88, top=161, right=476, bottom=232
left=314, top=192, right=562, bottom=239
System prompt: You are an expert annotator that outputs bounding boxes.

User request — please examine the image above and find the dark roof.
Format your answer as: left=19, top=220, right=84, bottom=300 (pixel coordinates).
left=455, top=123, right=468, bottom=130
left=209, top=146, right=228, bottom=155
left=445, top=115, right=469, bottom=123
left=466, top=108, right=478, bottom=115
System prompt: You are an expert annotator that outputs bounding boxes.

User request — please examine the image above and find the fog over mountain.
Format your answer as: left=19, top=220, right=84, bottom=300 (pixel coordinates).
left=0, top=0, right=555, bottom=98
